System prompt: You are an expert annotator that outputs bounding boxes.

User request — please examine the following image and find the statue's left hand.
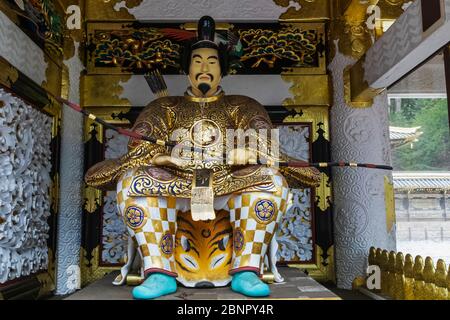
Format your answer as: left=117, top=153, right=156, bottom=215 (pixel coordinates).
left=151, top=154, right=187, bottom=168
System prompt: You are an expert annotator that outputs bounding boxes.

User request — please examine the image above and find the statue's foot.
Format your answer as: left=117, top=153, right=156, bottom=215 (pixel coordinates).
left=231, top=271, right=270, bottom=297
left=132, top=273, right=177, bottom=300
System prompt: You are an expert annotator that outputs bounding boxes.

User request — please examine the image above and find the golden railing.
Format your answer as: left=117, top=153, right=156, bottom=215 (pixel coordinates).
left=353, top=247, right=450, bottom=300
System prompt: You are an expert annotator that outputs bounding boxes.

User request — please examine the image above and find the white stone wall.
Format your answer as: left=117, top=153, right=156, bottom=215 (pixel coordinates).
left=395, top=192, right=450, bottom=242
left=101, top=129, right=128, bottom=265
left=119, top=75, right=292, bottom=107
left=114, top=0, right=290, bottom=21
left=55, top=42, right=85, bottom=295
left=328, top=42, right=396, bottom=289
left=0, top=89, right=52, bottom=283
left=0, top=11, right=47, bottom=85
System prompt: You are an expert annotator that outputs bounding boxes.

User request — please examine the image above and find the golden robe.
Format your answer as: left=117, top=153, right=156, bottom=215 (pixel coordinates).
left=85, top=91, right=321, bottom=195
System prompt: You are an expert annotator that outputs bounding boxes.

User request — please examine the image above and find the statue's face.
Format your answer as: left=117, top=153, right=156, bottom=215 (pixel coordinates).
left=188, top=47, right=221, bottom=97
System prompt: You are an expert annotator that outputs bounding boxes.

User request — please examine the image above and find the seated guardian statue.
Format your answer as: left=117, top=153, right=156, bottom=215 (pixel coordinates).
left=85, top=16, right=321, bottom=299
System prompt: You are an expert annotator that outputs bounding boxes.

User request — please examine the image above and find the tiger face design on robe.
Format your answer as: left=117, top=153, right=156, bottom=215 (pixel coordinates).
left=175, top=210, right=233, bottom=287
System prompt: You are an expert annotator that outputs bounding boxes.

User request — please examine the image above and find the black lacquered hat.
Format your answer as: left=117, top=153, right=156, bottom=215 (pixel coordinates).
left=192, top=16, right=218, bottom=50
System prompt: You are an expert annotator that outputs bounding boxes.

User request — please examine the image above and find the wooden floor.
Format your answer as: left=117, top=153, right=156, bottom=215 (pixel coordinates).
left=65, top=267, right=341, bottom=300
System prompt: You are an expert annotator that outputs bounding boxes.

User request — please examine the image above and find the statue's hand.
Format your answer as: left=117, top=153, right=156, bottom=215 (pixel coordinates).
left=227, top=148, right=258, bottom=165
left=151, top=154, right=187, bottom=168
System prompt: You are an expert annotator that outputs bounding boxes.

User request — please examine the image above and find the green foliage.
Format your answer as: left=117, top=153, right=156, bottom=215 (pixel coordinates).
left=390, top=99, right=450, bottom=171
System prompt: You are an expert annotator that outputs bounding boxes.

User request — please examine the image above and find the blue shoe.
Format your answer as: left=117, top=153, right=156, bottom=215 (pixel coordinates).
left=231, top=271, right=270, bottom=297
left=132, top=273, right=177, bottom=300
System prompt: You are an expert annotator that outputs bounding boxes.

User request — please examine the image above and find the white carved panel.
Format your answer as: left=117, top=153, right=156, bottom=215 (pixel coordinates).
left=0, top=11, right=47, bottom=85
left=114, top=0, right=290, bottom=21
left=101, top=129, right=128, bottom=264
left=277, top=188, right=313, bottom=262
left=278, top=125, right=310, bottom=161
left=0, top=88, right=52, bottom=283
left=276, top=124, right=313, bottom=262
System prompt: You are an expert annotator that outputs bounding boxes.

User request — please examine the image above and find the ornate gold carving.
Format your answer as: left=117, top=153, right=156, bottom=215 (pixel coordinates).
left=384, top=176, right=395, bottom=233
left=435, top=259, right=449, bottom=300
left=80, top=246, right=119, bottom=287
left=281, top=23, right=326, bottom=75
left=185, top=93, right=222, bottom=103
left=1, top=0, right=65, bottom=59
left=393, top=252, right=405, bottom=299
left=404, top=253, right=415, bottom=299
left=289, top=245, right=335, bottom=282
left=358, top=248, right=450, bottom=300
left=84, top=186, right=102, bottom=213
left=81, top=75, right=132, bottom=108
left=282, top=75, right=331, bottom=106
left=50, top=173, right=60, bottom=214
left=423, top=257, right=437, bottom=300
left=0, top=59, right=19, bottom=87
left=330, top=0, right=379, bottom=60
left=331, top=1, right=404, bottom=106
left=380, top=249, right=389, bottom=294
left=126, top=166, right=275, bottom=198
left=36, top=249, right=56, bottom=298
left=352, top=276, right=366, bottom=290
left=85, top=0, right=143, bottom=21
left=42, top=55, right=63, bottom=97
left=447, top=265, right=450, bottom=300
left=84, top=106, right=132, bottom=125
left=239, top=26, right=321, bottom=70
left=275, top=0, right=331, bottom=22
left=61, top=64, right=70, bottom=100
left=387, top=250, right=396, bottom=297
left=36, top=272, right=55, bottom=298
left=43, top=95, right=62, bottom=138
left=413, top=255, right=425, bottom=299
left=87, top=22, right=325, bottom=75
left=129, top=172, right=192, bottom=197
left=315, top=172, right=331, bottom=211
left=91, top=29, right=181, bottom=72
left=282, top=106, right=330, bottom=142
left=84, top=118, right=103, bottom=143
left=279, top=166, right=321, bottom=189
